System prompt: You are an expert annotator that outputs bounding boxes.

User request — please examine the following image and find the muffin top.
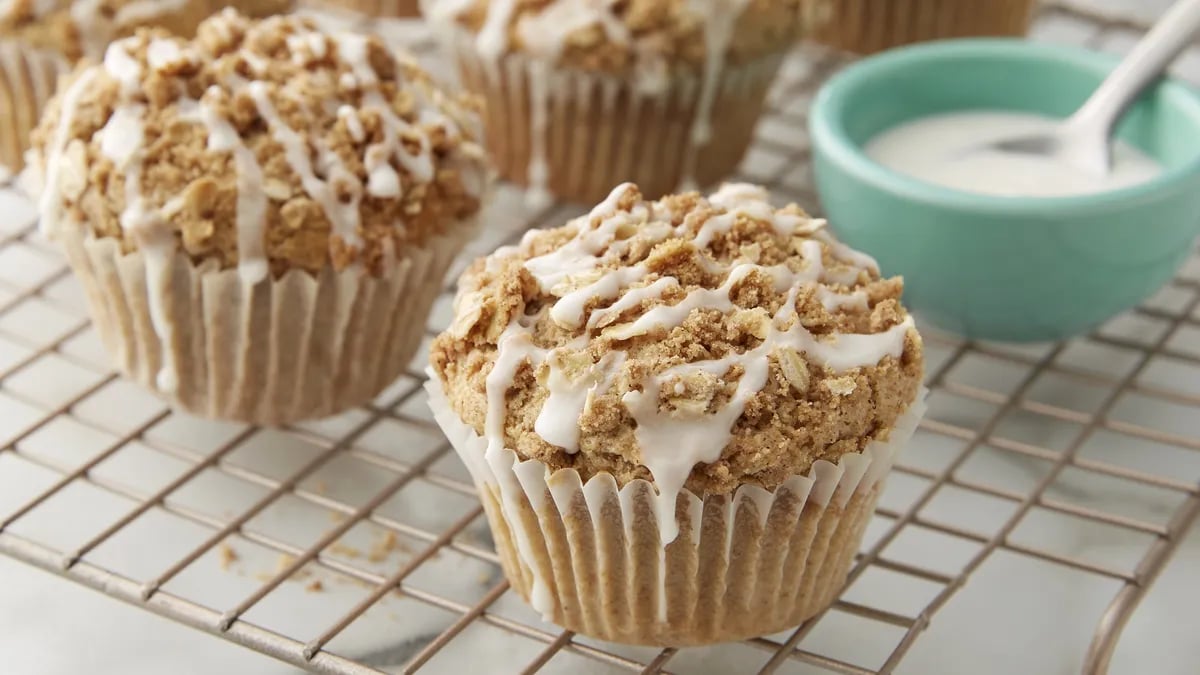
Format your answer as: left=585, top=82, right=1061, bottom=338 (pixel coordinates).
left=0, top=0, right=291, bottom=61
left=432, top=183, right=924, bottom=504
left=424, top=0, right=813, bottom=82
left=31, top=9, right=488, bottom=281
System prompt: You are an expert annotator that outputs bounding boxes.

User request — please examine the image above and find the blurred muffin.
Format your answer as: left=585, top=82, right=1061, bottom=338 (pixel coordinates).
left=0, top=0, right=292, bottom=170
left=428, top=182, right=925, bottom=645
left=423, top=0, right=816, bottom=206
left=805, top=0, right=1037, bottom=54
left=30, top=10, right=489, bottom=424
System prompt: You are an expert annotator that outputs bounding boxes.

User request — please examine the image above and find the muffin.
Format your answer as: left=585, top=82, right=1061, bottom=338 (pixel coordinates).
left=422, top=0, right=815, bottom=206
left=804, top=0, right=1037, bottom=54
left=30, top=9, right=489, bottom=424
left=0, top=0, right=292, bottom=170
left=428, top=182, right=925, bottom=645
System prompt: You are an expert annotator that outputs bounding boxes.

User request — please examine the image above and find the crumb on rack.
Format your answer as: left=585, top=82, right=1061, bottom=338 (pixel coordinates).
left=218, top=543, right=239, bottom=570
left=368, top=531, right=407, bottom=562
left=331, top=542, right=362, bottom=559
left=306, top=580, right=325, bottom=593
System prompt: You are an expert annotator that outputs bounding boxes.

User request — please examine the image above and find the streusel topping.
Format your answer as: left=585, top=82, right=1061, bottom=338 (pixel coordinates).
left=432, top=183, right=923, bottom=528
left=0, top=0, right=290, bottom=61
left=31, top=9, right=488, bottom=279
left=425, top=0, right=813, bottom=80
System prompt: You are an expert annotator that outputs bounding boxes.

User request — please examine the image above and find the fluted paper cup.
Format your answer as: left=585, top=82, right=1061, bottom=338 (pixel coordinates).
left=0, top=41, right=68, bottom=172
left=426, top=370, right=926, bottom=646
left=805, top=0, right=1037, bottom=54
left=55, top=217, right=475, bottom=425
left=433, top=26, right=784, bottom=204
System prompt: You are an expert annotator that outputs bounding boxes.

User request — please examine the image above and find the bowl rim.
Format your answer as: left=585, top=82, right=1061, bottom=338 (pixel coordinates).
left=810, top=38, right=1200, bottom=215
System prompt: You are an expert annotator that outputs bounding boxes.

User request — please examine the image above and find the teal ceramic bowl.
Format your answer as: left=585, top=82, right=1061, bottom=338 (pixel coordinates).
left=810, top=39, right=1200, bottom=342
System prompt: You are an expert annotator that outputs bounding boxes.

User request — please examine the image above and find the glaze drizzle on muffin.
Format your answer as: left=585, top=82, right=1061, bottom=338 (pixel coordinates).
left=432, top=183, right=923, bottom=543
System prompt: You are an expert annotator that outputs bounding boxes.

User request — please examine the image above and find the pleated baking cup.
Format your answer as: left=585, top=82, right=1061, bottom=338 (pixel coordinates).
left=426, top=372, right=927, bottom=646
left=805, top=0, right=1036, bottom=54
left=305, top=0, right=420, bottom=18
left=436, top=26, right=784, bottom=204
left=55, top=218, right=475, bottom=425
left=0, top=41, right=68, bottom=173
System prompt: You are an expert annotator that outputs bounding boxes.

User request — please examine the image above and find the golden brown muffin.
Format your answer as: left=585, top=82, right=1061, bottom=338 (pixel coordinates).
left=433, top=181, right=922, bottom=496
left=30, top=10, right=489, bottom=423
left=428, top=182, right=925, bottom=645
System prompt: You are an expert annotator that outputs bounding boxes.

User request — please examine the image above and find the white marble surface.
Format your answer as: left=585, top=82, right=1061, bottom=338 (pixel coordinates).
left=2, top=1, right=1200, bottom=674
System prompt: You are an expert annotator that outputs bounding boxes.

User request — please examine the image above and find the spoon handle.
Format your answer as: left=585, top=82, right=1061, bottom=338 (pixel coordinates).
left=1072, top=0, right=1200, bottom=135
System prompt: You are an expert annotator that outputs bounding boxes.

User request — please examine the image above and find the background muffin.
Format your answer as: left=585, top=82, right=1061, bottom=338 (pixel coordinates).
left=31, top=9, right=489, bottom=424
left=804, top=0, right=1037, bottom=54
left=423, top=0, right=815, bottom=205
left=0, top=0, right=292, bottom=170
left=428, top=182, right=925, bottom=645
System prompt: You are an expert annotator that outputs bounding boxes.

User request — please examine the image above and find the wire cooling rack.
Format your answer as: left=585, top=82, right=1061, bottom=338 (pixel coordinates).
left=1, top=2, right=1199, bottom=674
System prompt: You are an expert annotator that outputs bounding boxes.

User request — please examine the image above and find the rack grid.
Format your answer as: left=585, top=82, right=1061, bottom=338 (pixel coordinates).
left=1, top=2, right=1198, bottom=673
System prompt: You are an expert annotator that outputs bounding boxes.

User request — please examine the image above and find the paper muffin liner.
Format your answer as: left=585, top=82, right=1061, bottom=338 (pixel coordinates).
left=55, top=217, right=475, bottom=425
left=307, top=0, right=420, bottom=18
left=805, top=0, right=1036, bottom=54
left=0, top=41, right=68, bottom=172
left=426, top=372, right=927, bottom=646
left=435, top=26, right=784, bottom=204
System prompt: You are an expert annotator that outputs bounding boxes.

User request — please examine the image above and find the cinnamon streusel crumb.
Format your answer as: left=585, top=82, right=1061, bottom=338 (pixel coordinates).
left=432, top=183, right=923, bottom=498
left=31, top=10, right=488, bottom=277
left=0, top=0, right=291, bottom=62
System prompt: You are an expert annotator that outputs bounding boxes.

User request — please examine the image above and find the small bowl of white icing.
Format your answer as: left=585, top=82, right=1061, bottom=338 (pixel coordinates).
left=809, top=39, right=1200, bottom=342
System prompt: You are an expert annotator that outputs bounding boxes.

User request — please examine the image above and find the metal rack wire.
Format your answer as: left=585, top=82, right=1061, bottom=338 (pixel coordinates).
left=1, top=2, right=1198, bottom=673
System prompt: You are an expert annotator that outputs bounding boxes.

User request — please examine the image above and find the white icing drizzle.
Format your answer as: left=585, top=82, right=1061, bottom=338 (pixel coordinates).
left=38, top=69, right=99, bottom=235
left=550, top=264, right=647, bottom=328
left=338, top=105, right=366, bottom=143
left=534, top=351, right=624, bottom=453
left=816, top=287, right=868, bottom=312
left=103, top=41, right=142, bottom=96
left=146, top=39, right=189, bottom=72
left=476, top=0, right=519, bottom=59
left=335, top=33, right=437, bottom=194
left=478, top=185, right=915, bottom=545
left=186, top=90, right=270, bottom=285
left=685, top=0, right=751, bottom=147
left=96, top=96, right=180, bottom=392
left=516, top=0, right=629, bottom=60
left=524, top=60, right=553, bottom=210
left=247, top=79, right=365, bottom=250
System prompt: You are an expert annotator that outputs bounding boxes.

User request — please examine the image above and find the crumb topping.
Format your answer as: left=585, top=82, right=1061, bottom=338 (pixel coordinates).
left=0, top=0, right=291, bottom=61
left=432, top=183, right=924, bottom=502
left=31, top=9, right=488, bottom=278
left=426, top=0, right=816, bottom=79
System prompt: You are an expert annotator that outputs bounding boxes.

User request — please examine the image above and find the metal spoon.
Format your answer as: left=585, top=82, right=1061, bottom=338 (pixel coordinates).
left=992, top=0, right=1200, bottom=175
